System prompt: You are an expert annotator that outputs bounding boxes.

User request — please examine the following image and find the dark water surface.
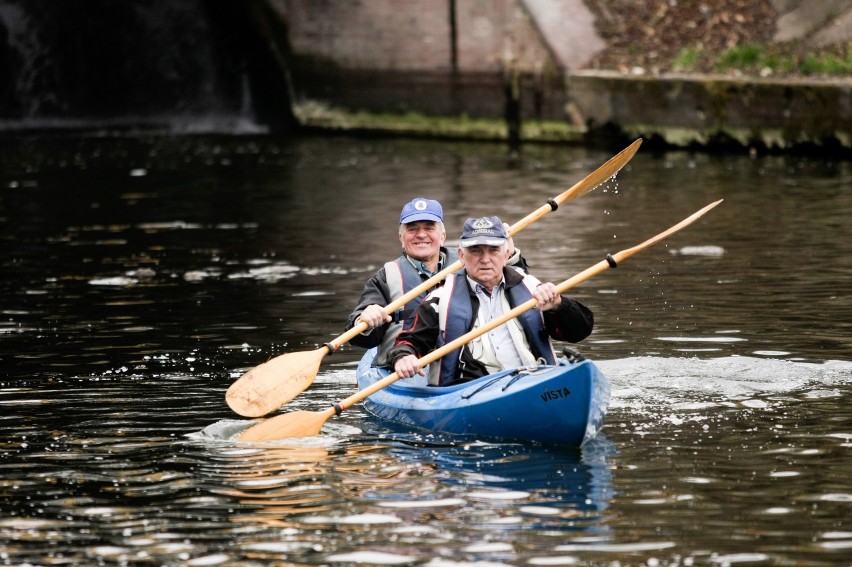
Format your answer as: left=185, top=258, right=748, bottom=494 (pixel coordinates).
left=1, top=135, right=850, bottom=566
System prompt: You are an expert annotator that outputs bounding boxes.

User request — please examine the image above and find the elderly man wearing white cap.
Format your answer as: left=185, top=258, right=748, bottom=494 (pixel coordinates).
left=388, top=216, right=593, bottom=387
left=345, top=199, right=526, bottom=368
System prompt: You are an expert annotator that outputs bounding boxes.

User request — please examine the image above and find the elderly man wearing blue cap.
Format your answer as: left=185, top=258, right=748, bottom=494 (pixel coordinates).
left=387, top=216, right=593, bottom=387
left=345, top=199, right=526, bottom=368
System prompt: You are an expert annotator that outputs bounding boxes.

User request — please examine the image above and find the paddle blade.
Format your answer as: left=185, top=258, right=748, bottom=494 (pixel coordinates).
left=562, top=138, right=642, bottom=202
left=238, top=410, right=330, bottom=442
left=226, top=348, right=328, bottom=417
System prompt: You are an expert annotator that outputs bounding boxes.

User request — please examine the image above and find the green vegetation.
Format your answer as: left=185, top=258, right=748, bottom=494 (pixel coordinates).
left=672, top=47, right=703, bottom=71
left=800, top=48, right=852, bottom=75
left=293, top=102, right=584, bottom=142
left=717, top=44, right=765, bottom=69
left=672, top=42, right=852, bottom=77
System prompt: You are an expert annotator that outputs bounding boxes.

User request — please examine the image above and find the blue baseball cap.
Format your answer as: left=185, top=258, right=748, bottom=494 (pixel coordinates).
left=400, top=197, right=443, bottom=224
left=460, top=216, right=508, bottom=247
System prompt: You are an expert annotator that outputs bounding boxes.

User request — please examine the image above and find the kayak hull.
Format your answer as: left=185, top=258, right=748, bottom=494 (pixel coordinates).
left=356, top=349, right=610, bottom=447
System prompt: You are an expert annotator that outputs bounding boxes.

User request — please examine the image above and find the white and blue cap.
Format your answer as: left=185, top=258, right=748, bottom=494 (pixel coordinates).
left=460, top=216, right=508, bottom=247
left=400, top=197, right=443, bottom=224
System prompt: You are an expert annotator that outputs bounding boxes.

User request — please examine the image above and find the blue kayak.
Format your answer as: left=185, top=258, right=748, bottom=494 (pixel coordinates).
left=356, top=348, right=611, bottom=447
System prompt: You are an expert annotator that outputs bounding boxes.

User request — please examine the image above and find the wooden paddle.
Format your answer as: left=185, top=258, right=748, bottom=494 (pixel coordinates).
left=226, top=138, right=643, bottom=418
left=238, top=199, right=724, bottom=442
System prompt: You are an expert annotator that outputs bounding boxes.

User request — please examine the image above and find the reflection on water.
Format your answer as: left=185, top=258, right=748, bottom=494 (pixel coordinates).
left=192, top=423, right=617, bottom=562
left=184, top=417, right=617, bottom=563
left=0, top=134, right=850, bottom=565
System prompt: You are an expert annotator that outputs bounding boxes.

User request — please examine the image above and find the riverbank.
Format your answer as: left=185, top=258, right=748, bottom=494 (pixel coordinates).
left=270, top=0, right=851, bottom=153
left=292, top=101, right=581, bottom=143
left=0, top=0, right=847, bottom=152
left=292, top=71, right=852, bottom=155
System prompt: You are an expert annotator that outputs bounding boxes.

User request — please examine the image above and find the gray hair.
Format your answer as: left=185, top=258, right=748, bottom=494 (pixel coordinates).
left=399, top=221, right=445, bottom=237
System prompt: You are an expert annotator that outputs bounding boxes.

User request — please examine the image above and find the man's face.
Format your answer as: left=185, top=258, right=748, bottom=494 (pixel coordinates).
left=459, top=244, right=509, bottom=290
left=399, top=221, right=445, bottom=262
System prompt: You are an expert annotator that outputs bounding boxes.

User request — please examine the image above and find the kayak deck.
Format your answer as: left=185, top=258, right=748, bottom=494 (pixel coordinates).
left=356, top=349, right=611, bottom=446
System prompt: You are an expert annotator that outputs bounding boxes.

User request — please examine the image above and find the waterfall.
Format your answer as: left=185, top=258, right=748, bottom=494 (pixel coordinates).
left=0, top=0, right=291, bottom=134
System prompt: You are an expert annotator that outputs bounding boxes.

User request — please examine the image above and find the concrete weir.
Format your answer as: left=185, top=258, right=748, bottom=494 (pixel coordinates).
left=567, top=71, right=852, bottom=151
left=265, top=0, right=852, bottom=152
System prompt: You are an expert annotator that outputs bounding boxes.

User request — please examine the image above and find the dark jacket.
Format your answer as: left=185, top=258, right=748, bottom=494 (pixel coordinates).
left=345, top=247, right=528, bottom=366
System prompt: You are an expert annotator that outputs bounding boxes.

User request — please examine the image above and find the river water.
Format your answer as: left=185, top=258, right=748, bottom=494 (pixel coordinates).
left=1, top=134, right=850, bottom=566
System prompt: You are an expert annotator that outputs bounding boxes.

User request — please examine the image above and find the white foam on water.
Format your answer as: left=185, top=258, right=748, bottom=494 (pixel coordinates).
left=325, top=551, right=416, bottom=564
left=89, top=276, right=137, bottom=286
left=462, top=542, right=514, bottom=553
left=187, top=419, right=344, bottom=450
left=600, top=356, right=852, bottom=404
left=553, top=541, right=677, bottom=552
left=227, top=262, right=299, bottom=282
left=303, top=513, right=402, bottom=525
left=467, top=490, right=530, bottom=500
left=669, top=245, right=726, bottom=256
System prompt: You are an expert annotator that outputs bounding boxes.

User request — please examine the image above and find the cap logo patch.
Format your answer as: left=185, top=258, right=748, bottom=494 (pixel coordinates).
left=414, top=200, right=428, bottom=211
left=472, top=217, right=494, bottom=229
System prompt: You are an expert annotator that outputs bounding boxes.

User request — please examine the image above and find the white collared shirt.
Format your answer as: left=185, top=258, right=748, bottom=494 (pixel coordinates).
left=467, top=276, right=535, bottom=372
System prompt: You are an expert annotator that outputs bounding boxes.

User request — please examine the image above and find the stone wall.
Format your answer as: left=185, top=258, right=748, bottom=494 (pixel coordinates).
left=568, top=71, right=852, bottom=150
left=263, top=0, right=852, bottom=151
